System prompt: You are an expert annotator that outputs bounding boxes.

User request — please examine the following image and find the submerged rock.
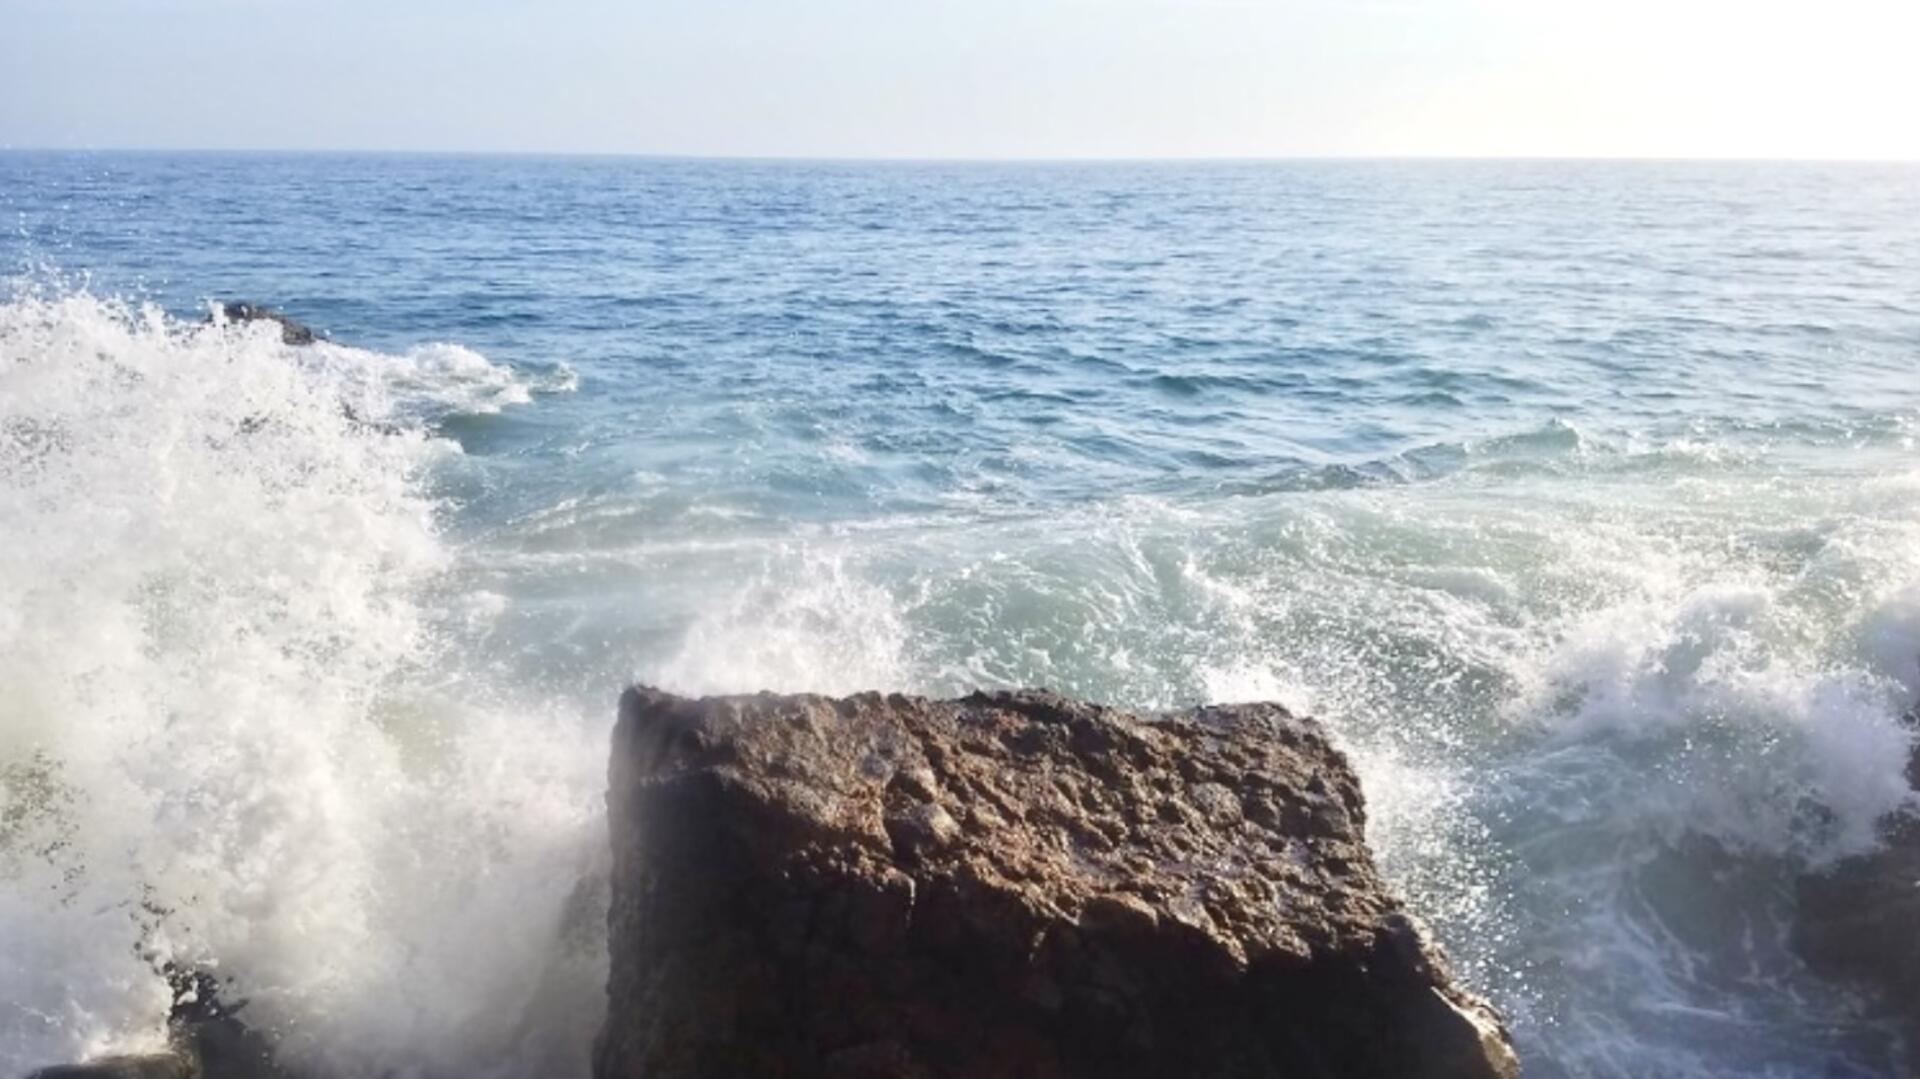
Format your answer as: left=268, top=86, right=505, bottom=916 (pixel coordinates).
left=1794, top=732, right=1920, bottom=1044
left=210, top=302, right=317, bottom=346
left=596, top=686, right=1519, bottom=1079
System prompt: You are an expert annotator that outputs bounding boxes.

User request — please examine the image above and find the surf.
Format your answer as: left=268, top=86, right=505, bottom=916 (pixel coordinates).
left=0, top=290, right=605, bottom=1077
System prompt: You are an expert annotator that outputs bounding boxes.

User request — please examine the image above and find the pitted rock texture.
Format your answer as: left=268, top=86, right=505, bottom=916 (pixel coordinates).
left=595, top=687, right=1519, bottom=1079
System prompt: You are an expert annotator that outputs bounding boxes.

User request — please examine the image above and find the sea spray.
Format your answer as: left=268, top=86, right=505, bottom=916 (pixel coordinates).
left=0, top=292, right=604, bottom=1077
left=633, top=459, right=1920, bottom=1074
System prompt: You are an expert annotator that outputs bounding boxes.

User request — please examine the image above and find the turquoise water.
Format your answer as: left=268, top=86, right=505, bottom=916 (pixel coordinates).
left=4, top=153, right=1920, bottom=1077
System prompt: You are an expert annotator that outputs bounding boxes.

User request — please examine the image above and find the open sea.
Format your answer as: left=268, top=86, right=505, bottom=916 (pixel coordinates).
left=3, top=152, right=1919, bottom=1078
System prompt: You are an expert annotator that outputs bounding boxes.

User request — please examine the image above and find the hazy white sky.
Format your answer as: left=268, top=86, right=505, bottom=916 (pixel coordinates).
left=3, top=0, right=1917, bottom=159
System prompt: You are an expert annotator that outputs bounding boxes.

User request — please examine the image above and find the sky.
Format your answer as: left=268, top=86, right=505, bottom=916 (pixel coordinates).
left=3, top=0, right=1918, bottom=160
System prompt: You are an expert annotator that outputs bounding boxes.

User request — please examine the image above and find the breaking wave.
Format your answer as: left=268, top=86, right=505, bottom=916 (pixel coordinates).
left=4, top=286, right=1918, bottom=1078
left=0, top=291, right=605, bottom=1078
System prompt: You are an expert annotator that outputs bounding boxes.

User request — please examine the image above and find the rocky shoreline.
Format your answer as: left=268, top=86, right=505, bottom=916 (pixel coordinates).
left=30, top=686, right=1522, bottom=1079
left=39, top=685, right=1920, bottom=1077
left=12, top=296, right=1522, bottom=1077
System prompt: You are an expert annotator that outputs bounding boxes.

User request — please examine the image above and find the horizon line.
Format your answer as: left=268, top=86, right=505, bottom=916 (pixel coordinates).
left=3, top=146, right=1918, bottom=167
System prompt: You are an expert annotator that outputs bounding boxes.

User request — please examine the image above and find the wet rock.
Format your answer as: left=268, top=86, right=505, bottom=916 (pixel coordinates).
left=596, top=686, right=1520, bottom=1079
left=210, top=302, right=317, bottom=346
left=27, top=968, right=288, bottom=1079
left=27, top=1057, right=198, bottom=1079
left=1794, top=729, right=1920, bottom=1043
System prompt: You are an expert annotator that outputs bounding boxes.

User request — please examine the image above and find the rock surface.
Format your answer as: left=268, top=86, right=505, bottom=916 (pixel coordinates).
left=210, top=302, right=317, bottom=346
left=1794, top=727, right=1920, bottom=1043
left=596, top=686, right=1519, bottom=1079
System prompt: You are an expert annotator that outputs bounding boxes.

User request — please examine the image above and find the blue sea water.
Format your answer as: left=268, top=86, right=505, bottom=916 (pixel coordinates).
left=3, top=153, right=1920, bottom=1077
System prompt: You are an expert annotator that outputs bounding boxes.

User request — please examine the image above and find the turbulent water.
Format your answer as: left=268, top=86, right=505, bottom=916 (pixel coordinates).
left=2, top=153, right=1919, bottom=1077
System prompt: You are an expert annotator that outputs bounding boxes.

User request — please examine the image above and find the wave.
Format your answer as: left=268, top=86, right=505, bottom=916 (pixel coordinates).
left=612, top=456, right=1920, bottom=1074
left=5, top=287, right=1917, bottom=1077
left=1212, top=412, right=1920, bottom=501
left=0, top=291, right=603, bottom=1077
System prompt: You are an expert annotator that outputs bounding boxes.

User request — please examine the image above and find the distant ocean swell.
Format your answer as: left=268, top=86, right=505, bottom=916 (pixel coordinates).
left=3, top=286, right=1919, bottom=1077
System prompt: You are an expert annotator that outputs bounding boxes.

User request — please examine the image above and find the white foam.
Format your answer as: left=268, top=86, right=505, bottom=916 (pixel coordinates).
left=0, top=291, right=603, bottom=1077
left=642, top=545, right=913, bottom=697
left=1506, top=551, right=1918, bottom=858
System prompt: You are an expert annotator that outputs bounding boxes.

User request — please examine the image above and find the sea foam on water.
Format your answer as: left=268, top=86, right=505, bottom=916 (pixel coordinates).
left=4, top=276, right=1920, bottom=1078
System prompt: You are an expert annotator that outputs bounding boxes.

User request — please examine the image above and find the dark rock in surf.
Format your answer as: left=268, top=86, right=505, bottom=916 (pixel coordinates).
left=1794, top=723, right=1920, bottom=1045
left=26, top=968, right=288, bottom=1079
left=595, top=686, right=1520, bottom=1079
left=210, top=302, right=317, bottom=346
left=27, top=1057, right=197, bottom=1079
left=163, top=969, right=288, bottom=1079
left=204, top=304, right=404, bottom=438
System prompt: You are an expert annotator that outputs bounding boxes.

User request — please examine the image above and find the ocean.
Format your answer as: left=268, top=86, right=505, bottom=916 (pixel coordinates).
left=2, top=152, right=1918, bottom=1077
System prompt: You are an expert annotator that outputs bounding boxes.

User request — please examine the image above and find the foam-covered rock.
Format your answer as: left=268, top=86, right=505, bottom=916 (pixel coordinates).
left=1795, top=730, right=1920, bottom=1045
left=27, top=1056, right=197, bottom=1079
left=25, top=969, right=287, bottom=1079
left=211, top=302, right=317, bottom=346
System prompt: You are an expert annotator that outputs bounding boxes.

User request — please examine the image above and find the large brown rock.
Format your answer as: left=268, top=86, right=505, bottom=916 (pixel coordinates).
left=595, top=686, right=1519, bottom=1079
